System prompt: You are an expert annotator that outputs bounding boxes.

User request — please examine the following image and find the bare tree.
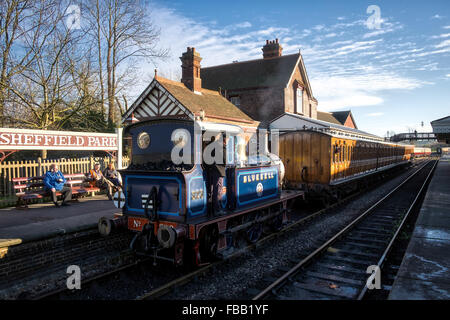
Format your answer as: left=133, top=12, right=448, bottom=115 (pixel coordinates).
left=82, top=0, right=167, bottom=127
left=0, top=0, right=36, bottom=126
left=6, top=1, right=94, bottom=130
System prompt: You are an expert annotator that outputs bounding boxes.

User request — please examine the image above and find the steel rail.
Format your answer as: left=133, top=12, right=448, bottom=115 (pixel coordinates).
left=252, top=160, right=433, bottom=300
left=356, top=159, right=438, bottom=300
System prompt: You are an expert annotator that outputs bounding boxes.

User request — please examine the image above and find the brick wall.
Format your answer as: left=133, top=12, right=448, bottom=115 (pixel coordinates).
left=344, top=116, right=357, bottom=129
left=228, top=87, right=285, bottom=124
left=0, top=229, right=134, bottom=299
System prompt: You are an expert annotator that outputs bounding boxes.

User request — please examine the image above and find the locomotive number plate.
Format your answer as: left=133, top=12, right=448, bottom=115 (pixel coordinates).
left=128, top=217, right=149, bottom=231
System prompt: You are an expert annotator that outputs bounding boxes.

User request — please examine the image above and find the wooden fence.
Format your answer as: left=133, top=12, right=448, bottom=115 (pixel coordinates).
left=0, top=156, right=130, bottom=198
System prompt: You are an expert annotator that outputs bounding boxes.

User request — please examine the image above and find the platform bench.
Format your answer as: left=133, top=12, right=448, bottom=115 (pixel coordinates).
left=12, top=173, right=100, bottom=208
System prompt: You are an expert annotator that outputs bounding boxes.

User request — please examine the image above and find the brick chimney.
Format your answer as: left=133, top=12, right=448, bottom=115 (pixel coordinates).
left=262, top=39, right=283, bottom=59
left=180, top=47, right=202, bottom=93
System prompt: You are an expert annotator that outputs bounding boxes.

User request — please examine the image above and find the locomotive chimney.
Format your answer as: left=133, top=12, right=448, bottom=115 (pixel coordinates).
left=262, top=39, right=283, bottom=59
left=180, top=47, right=202, bottom=93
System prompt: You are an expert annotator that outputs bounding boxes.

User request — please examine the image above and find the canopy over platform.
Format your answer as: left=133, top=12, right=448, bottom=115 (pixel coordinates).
left=431, top=116, right=450, bottom=144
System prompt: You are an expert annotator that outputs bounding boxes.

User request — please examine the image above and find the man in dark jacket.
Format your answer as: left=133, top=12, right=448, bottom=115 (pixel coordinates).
left=204, top=135, right=227, bottom=216
left=43, top=164, right=72, bottom=207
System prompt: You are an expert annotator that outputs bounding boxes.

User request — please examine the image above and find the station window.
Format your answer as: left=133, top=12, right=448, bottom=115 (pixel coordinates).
left=230, top=96, right=240, bottom=107
left=296, top=87, right=303, bottom=114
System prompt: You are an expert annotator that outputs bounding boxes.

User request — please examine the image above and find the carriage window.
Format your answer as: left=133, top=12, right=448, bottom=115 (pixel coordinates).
left=333, top=144, right=339, bottom=163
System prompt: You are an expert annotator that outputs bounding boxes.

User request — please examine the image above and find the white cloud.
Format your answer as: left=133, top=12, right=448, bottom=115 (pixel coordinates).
left=366, top=112, right=384, bottom=117
left=337, top=17, right=345, bottom=21
left=444, top=26, right=450, bottom=29
left=435, top=39, right=450, bottom=48
left=431, top=33, right=450, bottom=39
left=412, top=47, right=450, bottom=57
left=313, top=24, right=325, bottom=31
left=324, top=33, right=337, bottom=38
left=417, top=62, right=439, bottom=71
left=319, top=95, right=383, bottom=110
left=446, top=74, right=450, bottom=77
left=363, top=29, right=392, bottom=38
left=432, top=14, right=444, bottom=19
left=363, top=21, right=403, bottom=39
left=234, top=21, right=252, bottom=28
left=311, top=73, right=423, bottom=110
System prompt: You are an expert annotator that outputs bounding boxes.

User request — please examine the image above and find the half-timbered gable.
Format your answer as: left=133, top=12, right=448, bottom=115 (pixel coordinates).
left=122, top=79, right=194, bottom=122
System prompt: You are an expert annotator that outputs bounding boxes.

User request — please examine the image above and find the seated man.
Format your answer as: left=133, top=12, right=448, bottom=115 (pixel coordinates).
left=43, top=164, right=72, bottom=207
left=89, top=163, right=114, bottom=200
left=103, top=163, right=122, bottom=189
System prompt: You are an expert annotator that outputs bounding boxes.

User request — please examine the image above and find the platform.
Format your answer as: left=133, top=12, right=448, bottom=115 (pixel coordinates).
left=389, top=155, right=450, bottom=300
left=0, top=195, right=120, bottom=247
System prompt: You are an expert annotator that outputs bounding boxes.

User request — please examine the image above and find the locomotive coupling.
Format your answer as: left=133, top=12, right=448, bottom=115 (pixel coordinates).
left=98, top=216, right=127, bottom=236
left=157, top=225, right=186, bottom=249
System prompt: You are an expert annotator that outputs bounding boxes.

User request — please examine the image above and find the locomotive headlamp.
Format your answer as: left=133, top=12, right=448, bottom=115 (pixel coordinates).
left=137, top=132, right=150, bottom=149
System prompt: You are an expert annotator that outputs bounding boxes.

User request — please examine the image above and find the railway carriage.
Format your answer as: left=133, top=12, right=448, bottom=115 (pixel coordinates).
left=278, top=130, right=413, bottom=202
left=412, top=147, right=432, bottom=158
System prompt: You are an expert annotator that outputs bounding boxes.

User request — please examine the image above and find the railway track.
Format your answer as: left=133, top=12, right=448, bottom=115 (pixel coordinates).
left=29, top=160, right=426, bottom=300
left=136, top=161, right=428, bottom=300
left=252, top=160, right=437, bottom=300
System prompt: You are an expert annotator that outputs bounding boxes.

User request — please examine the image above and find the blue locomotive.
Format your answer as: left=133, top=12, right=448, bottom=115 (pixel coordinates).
left=108, top=118, right=303, bottom=265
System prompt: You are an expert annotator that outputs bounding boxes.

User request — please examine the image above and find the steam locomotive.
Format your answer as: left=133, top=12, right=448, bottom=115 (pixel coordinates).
left=103, top=118, right=301, bottom=266
left=100, top=118, right=413, bottom=266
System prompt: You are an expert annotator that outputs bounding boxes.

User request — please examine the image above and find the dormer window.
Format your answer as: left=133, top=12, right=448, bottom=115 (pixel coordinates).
left=296, top=87, right=303, bottom=114
left=230, top=96, right=240, bottom=107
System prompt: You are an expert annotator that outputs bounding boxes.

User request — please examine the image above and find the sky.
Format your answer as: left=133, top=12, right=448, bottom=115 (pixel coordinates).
left=134, top=0, right=450, bottom=137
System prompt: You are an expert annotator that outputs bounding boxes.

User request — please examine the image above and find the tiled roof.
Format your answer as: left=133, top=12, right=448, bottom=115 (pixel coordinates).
left=316, top=111, right=342, bottom=126
left=156, top=77, right=257, bottom=125
left=201, top=54, right=301, bottom=91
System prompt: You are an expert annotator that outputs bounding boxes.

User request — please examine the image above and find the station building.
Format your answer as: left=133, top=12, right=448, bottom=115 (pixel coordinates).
left=122, top=41, right=364, bottom=142
left=201, top=40, right=359, bottom=131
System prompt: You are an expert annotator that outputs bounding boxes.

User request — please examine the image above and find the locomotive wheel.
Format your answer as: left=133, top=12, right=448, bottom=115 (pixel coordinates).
left=246, top=222, right=262, bottom=244
left=270, top=213, right=283, bottom=232
left=198, top=225, right=219, bottom=264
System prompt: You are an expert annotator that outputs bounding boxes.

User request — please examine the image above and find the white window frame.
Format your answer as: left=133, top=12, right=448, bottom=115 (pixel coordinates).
left=230, top=96, right=240, bottom=107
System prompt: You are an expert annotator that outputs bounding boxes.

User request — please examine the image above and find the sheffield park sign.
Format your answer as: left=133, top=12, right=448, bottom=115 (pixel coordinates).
left=0, top=128, right=120, bottom=151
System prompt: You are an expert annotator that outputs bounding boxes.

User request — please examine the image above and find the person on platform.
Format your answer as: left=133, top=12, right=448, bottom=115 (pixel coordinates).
left=43, top=164, right=72, bottom=207
left=204, top=134, right=227, bottom=216
left=89, top=163, right=114, bottom=200
left=103, top=163, right=122, bottom=189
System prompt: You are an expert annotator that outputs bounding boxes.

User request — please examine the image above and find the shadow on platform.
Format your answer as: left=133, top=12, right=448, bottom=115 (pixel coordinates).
left=0, top=195, right=120, bottom=246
